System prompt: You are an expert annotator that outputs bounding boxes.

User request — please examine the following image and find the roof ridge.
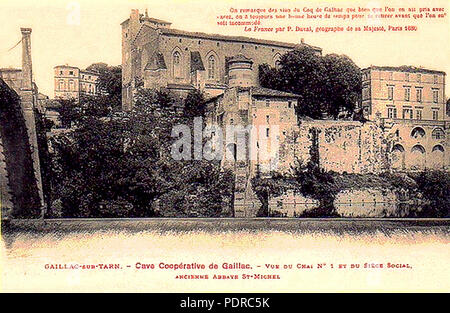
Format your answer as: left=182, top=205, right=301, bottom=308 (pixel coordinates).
left=161, top=27, right=322, bottom=51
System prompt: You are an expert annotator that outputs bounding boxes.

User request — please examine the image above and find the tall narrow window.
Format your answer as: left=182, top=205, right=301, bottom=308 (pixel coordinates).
left=69, top=80, right=74, bottom=91
left=405, top=73, right=409, bottom=81
left=59, top=80, right=64, bottom=91
left=432, top=89, right=439, bottom=103
left=173, top=51, right=181, bottom=78
left=388, top=108, right=394, bottom=118
left=402, top=108, right=412, bottom=119
left=404, top=87, right=410, bottom=101
left=416, top=110, right=422, bottom=120
left=208, top=55, right=216, bottom=79
left=432, top=110, right=438, bottom=120
left=417, top=74, right=421, bottom=82
left=387, top=86, right=394, bottom=100
left=416, top=88, right=422, bottom=102
left=389, top=108, right=398, bottom=118
left=433, top=75, right=438, bottom=84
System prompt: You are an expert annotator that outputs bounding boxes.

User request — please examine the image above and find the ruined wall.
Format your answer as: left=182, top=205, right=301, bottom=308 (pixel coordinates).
left=279, top=120, right=389, bottom=174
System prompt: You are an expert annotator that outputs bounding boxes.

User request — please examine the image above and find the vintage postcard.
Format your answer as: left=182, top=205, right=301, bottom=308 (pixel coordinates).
left=0, top=0, right=449, bottom=296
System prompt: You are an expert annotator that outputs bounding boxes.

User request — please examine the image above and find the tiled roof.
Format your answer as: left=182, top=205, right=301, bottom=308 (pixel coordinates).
left=190, top=51, right=205, bottom=72
left=247, top=86, right=300, bottom=98
left=205, top=86, right=300, bottom=103
left=145, top=52, right=167, bottom=70
left=228, top=54, right=253, bottom=64
left=365, top=65, right=445, bottom=75
left=161, top=28, right=322, bottom=51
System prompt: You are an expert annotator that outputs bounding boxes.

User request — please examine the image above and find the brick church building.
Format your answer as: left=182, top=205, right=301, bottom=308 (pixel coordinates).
left=121, top=9, right=321, bottom=110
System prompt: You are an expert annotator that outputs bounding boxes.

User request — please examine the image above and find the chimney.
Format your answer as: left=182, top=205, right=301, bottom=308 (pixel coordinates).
left=21, top=28, right=33, bottom=91
left=129, top=9, right=141, bottom=40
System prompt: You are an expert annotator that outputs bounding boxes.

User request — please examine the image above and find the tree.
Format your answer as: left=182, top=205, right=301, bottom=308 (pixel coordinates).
left=321, top=54, right=362, bottom=119
left=183, top=89, right=206, bottom=119
left=259, top=46, right=362, bottom=119
left=86, top=62, right=122, bottom=110
left=48, top=88, right=234, bottom=218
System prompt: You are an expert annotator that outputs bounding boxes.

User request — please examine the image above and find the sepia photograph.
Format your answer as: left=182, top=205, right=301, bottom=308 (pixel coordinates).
left=0, top=0, right=449, bottom=297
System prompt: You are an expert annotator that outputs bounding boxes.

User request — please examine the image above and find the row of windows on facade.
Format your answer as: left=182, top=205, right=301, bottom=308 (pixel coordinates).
left=397, top=127, right=445, bottom=140
left=173, top=51, right=217, bottom=79
left=363, top=86, right=439, bottom=103
left=58, top=70, right=95, bottom=80
left=390, top=86, right=439, bottom=103
left=363, top=71, right=440, bottom=84
left=392, top=143, right=445, bottom=154
left=387, top=107, right=440, bottom=120
left=58, top=80, right=96, bottom=93
left=172, top=52, right=280, bottom=79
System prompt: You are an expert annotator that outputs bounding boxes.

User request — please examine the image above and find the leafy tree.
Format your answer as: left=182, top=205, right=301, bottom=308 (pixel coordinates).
left=183, top=89, right=206, bottom=119
left=259, top=46, right=361, bottom=119
left=86, top=62, right=122, bottom=110
left=48, top=88, right=234, bottom=218
left=412, top=171, right=450, bottom=217
left=53, top=98, right=80, bottom=128
left=321, top=54, right=361, bottom=119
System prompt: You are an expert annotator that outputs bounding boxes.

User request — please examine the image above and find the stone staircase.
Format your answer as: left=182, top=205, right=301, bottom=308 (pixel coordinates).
left=233, top=161, right=260, bottom=217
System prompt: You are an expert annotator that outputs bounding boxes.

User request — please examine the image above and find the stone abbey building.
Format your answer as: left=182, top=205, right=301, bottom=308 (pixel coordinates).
left=122, top=10, right=449, bottom=217
left=121, top=9, right=321, bottom=110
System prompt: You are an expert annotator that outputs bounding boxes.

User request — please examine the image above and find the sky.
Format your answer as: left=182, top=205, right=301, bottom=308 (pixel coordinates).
left=0, top=0, right=448, bottom=98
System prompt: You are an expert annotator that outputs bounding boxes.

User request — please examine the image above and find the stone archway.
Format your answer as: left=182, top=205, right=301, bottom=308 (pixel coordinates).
left=410, top=144, right=426, bottom=170
left=430, top=145, right=445, bottom=169
left=391, top=144, right=405, bottom=170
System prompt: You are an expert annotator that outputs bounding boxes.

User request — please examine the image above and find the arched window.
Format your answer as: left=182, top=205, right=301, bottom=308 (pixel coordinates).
left=392, top=144, right=405, bottom=153
left=411, top=127, right=425, bottom=139
left=432, top=145, right=444, bottom=153
left=208, top=55, right=216, bottom=79
left=432, top=128, right=445, bottom=140
left=391, top=144, right=405, bottom=170
left=59, top=80, right=65, bottom=91
left=173, top=51, right=182, bottom=78
left=273, top=53, right=282, bottom=69
left=411, top=145, right=425, bottom=154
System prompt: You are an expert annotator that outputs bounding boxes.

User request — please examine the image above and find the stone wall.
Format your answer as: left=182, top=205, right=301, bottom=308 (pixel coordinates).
left=0, top=78, right=41, bottom=219
left=278, top=120, right=389, bottom=174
